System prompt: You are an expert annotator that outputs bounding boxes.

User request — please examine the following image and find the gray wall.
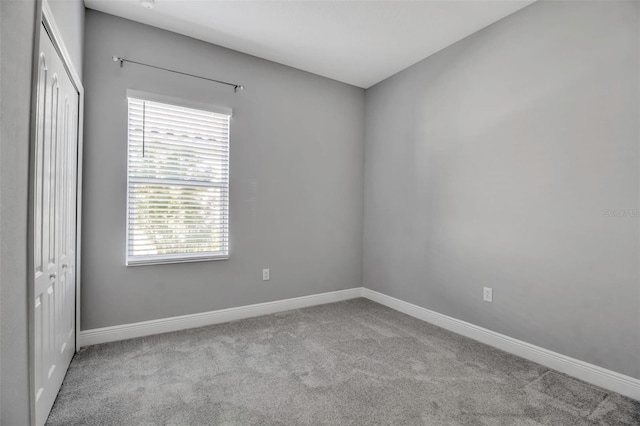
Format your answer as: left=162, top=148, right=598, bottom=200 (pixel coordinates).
left=363, top=1, right=640, bottom=379
left=0, top=1, right=39, bottom=424
left=47, top=0, right=85, bottom=79
left=82, top=11, right=365, bottom=330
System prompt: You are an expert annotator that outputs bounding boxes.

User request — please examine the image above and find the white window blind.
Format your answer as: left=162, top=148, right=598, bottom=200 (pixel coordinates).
left=126, top=95, right=230, bottom=265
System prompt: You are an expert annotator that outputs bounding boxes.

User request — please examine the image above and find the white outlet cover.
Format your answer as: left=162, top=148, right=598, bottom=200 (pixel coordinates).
left=262, top=269, right=270, bottom=281
left=483, top=287, right=493, bottom=302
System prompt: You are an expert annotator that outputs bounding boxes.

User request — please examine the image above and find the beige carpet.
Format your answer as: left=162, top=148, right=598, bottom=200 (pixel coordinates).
left=47, top=298, right=640, bottom=425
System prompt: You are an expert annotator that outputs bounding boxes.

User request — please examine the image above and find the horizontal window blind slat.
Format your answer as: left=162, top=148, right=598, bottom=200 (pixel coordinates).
left=128, top=132, right=229, bottom=146
left=128, top=98, right=227, bottom=113
left=128, top=188, right=228, bottom=193
left=129, top=178, right=228, bottom=188
left=129, top=111, right=229, bottom=130
left=128, top=148, right=228, bottom=162
left=128, top=218, right=229, bottom=223
left=128, top=123, right=227, bottom=138
left=128, top=235, right=227, bottom=241
left=128, top=201, right=229, bottom=206
left=129, top=174, right=228, bottom=182
left=127, top=202, right=229, bottom=208
left=129, top=109, right=229, bottom=126
left=128, top=127, right=228, bottom=142
left=128, top=216, right=229, bottom=221
left=129, top=245, right=228, bottom=252
left=129, top=237, right=228, bottom=244
left=129, top=242, right=228, bottom=248
left=128, top=137, right=229, bottom=156
left=128, top=131, right=229, bottom=143
left=128, top=170, right=229, bottom=179
left=128, top=120, right=229, bottom=139
left=128, top=201, right=229, bottom=207
left=129, top=250, right=228, bottom=256
left=128, top=112, right=229, bottom=127
left=129, top=99, right=230, bottom=121
left=129, top=163, right=228, bottom=170
left=128, top=204, right=229, bottom=210
left=127, top=196, right=229, bottom=203
left=128, top=242, right=228, bottom=249
left=128, top=197, right=228, bottom=202
left=129, top=229, right=228, bottom=233
left=128, top=252, right=228, bottom=259
left=128, top=250, right=228, bottom=255
left=128, top=163, right=229, bottom=172
left=129, top=221, right=228, bottom=225
left=128, top=149, right=229, bottom=163
left=129, top=134, right=229, bottom=148
left=129, top=109, right=230, bottom=127
left=128, top=198, right=229, bottom=204
left=129, top=247, right=228, bottom=251
left=129, top=231, right=229, bottom=237
left=128, top=112, right=229, bottom=128
left=129, top=203, right=228, bottom=211
left=128, top=253, right=228, bottom=259
left=129, top=243, right=228, bottom=254
left=128, top=213, right=229, bottom=218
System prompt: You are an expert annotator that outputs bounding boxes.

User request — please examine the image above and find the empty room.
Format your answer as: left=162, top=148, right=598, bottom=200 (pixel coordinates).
left=1, top=0, right=639, bottom=424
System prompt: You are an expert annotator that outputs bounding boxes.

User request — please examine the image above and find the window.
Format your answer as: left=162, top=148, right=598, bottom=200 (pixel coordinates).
left=126, top=91, right=230, bottom=265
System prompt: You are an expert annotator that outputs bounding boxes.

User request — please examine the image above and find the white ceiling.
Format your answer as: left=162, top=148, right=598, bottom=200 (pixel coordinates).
left=84, top=0, right=535, bottom=88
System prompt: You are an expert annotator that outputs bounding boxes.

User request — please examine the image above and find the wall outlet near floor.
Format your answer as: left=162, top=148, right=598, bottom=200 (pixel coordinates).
left=262, top=269, right=270, bottom=281
left=483, top=287, right=493, bottom=302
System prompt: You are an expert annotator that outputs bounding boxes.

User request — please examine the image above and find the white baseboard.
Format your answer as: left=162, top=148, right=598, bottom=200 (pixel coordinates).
left=80, top=286, right=639, bottom=401
left=361, top=288, right=640, bottom=401
left=79, top=287, right=364, bottom=347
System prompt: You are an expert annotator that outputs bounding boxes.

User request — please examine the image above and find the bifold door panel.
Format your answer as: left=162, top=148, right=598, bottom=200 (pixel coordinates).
left=33, top=23, right=79, bottom=426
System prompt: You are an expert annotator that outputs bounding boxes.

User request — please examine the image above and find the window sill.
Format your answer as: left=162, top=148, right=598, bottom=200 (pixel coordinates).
left=126, top=254, right=229, bottom=267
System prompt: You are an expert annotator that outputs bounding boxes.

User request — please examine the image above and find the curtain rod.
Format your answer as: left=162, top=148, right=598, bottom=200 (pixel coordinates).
left=112, top=56, right=244, bottom=93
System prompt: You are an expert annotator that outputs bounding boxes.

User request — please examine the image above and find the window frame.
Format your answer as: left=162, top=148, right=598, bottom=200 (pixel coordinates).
left=125, top=90, right=231, bottom=266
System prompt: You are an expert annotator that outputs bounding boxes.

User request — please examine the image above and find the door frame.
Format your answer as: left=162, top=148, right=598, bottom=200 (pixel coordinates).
left=27, top=1, right=84, bottom=424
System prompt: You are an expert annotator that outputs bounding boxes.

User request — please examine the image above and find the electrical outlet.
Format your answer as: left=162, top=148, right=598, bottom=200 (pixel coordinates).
left=262, top=269, right=270, bottom=281
left=483, top=287, right=493, bottom=303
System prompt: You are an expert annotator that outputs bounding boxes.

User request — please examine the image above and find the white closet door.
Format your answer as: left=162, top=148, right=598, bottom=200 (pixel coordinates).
left=33, top=23, right=79, bottom=426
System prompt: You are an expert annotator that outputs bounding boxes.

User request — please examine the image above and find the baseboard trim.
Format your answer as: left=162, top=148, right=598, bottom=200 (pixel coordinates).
left=80, top=286, right=639, bottom=401
left=361, top=288, right=640, bottom=401
left=79, top=287, right=364, bottom=347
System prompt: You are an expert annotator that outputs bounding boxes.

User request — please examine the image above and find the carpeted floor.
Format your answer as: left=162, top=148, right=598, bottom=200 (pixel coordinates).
left=47, top=298, right=640, bottom=425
